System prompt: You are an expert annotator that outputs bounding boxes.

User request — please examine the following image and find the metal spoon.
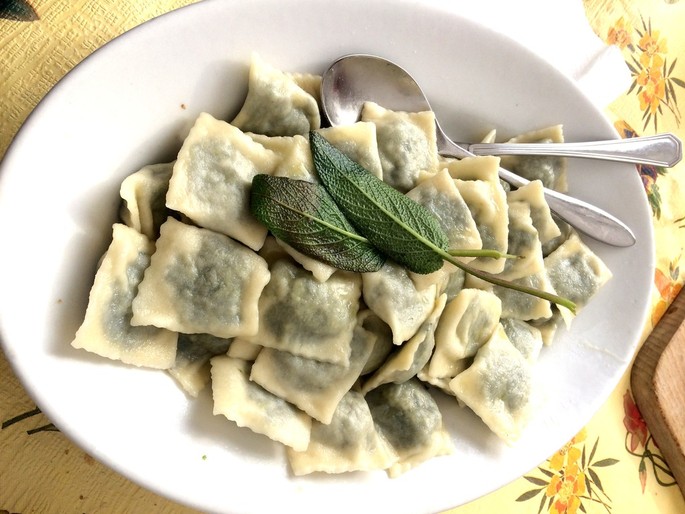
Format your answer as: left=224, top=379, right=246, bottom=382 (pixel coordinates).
left=320, top=53, right=636, bottom=247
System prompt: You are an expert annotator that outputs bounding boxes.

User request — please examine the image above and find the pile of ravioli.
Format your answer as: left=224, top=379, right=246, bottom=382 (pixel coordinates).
left=72, top=54, right=612, bottom=478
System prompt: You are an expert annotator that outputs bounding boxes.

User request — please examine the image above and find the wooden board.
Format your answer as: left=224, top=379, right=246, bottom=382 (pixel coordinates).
left=631, top=289, right=685, bottom=496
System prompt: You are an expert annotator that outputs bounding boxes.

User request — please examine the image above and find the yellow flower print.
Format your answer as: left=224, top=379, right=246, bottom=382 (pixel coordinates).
left=638, top=30, right=667, bottom=61
left=546, top=462, right=587, bottom=514
left=638, top=77, right=666, bottom=114
left=549, top=429, right=586, bottom=471
left=607, top=16, right=632, bottom=49
left=517, top=430, right=617, bottom=513
left=623, top=15, right=684, bottom=131
left=639, top=50, right=664, bottom=69
left=636, top=66, right=662, bottom=87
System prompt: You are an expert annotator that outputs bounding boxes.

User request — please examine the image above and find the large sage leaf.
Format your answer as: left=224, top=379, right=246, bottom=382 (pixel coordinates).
left=250, top=174, right=385, bottom=272
left=310, top=131, right=448, bottom=275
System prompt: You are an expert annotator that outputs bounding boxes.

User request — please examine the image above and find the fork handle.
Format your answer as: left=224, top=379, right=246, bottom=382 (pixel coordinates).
left=466, top=133, right=682, bottom=167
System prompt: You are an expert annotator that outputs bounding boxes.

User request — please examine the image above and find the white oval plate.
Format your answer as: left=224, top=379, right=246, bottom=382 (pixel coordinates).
left=0, top=1, right=653, bottom=513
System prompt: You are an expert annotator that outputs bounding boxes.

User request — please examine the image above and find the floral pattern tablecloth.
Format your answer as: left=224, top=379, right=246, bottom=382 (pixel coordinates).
left=1, top=1, right=685, bottom=513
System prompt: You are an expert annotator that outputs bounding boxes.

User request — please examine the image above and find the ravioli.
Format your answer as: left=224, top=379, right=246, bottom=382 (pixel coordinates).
left=231, top=53, right=321, bottom=136
left=318, top=122, right=384, bottom=179
left=166, top=111, right=280, bottom=250
left=362, top=261, right=438, bottom=345
left=543, top=233, right=612, bottom=309
left=449, top=324, right=534, bottom=443
left=275, top=239, right=337, bottom=283
left=361, top=101, right=439, bottom=192
left=287, top=390, right=398, bottom=475
left=407, top=168, right=482, bottom=259
left=71, top=224, right=177, bottom=369
left=169, top=333, right=233, bottom=397
left=366, top=379, right=453, bottom=477
left=447, top=156, right=509, bottom=273
left=119, top=161, right=174, bottom=240
left=500, top=200, right=544, bottom=281
left=467, top=271, right=556, bottom=322
left=507, top=180, right=561, bottom=244
left=358, top=310, right=395, bottom=376
left=500, top=125, right=568, bottom=192
left=211, top=356, right=312, bottom=451
left=248, top=133, right=318, bottom=183
left=363, top=294, right=447, bottom=393
left=431, top=289, right=502, bottom=378
left=250, top=320, right=375, bottom=424
left=249, top=259, right=361, bottom=365
left=131, top=218, right=270, bottom=339
left=500, top=318, right=543, bottom=363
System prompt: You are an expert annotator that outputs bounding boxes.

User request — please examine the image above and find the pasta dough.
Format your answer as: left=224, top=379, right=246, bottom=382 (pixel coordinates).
left=231, top=53, right=321, bottom=137
left=131, top=218, right=270, bottom=339
left=211, top=356, right=312, bottom=451
left=71, top=223, right=177, bottom=369
left=286, top=390, right=398, bottom=475
left=449, top=324, right=533, bottom=443
left=362, top=261, right=437, bottom=345
left=249, top=259, right=361, bottom=365
left=250, top=320, right=375, bottom=424
left=166, top=112, right=280, bottom=250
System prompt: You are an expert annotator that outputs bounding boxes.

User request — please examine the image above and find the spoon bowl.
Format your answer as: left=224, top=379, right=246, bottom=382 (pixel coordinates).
left=321, top=54, right=637, bottom=247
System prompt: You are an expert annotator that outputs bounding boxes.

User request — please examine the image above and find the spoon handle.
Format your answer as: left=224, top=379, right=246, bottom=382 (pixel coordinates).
left=499, top=167, right=637, bottom=247
left=436, top=131, right=636, bottom=247
left=464, top=133, right=682, bottom=167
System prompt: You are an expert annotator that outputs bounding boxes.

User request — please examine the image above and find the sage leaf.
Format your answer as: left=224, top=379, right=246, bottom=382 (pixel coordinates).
left=310, top=131, right=448, bottom=274
left=250, top=174, right=385, bottom=272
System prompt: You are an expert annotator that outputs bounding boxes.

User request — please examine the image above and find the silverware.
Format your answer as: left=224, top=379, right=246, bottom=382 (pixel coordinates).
left=320, top=53, right=637, bottom=247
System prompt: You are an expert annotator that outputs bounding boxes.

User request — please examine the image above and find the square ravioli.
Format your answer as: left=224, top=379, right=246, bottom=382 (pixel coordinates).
left=447, top=156, right=509, bottom=273
left=407, top=168, right=482, bottom=260
left=231, top=53, right=321, bottom=137
left=250, top=321, right=375, bottom=424
left=131, top=218, right=270, bottom=339
left=449, top=324, right=533, bottom=443
left=211, top=356, right=311, bottom=451
left=361, top=101, right=439, bottom=192
left=249, top=259, right=362, bottom=365
left=287, top=390, right=398, bottom=475
left=71, top=223, right=177, bottom=369
left=362, top=261, right=438, bottom=345
left=366, top=379, right=453, bottom=477
left=166, top=112, right=280, bottom=250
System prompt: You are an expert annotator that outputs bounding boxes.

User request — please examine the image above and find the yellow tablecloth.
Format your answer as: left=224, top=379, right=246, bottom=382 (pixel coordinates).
left=1, top=1, right=685, bottom=513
